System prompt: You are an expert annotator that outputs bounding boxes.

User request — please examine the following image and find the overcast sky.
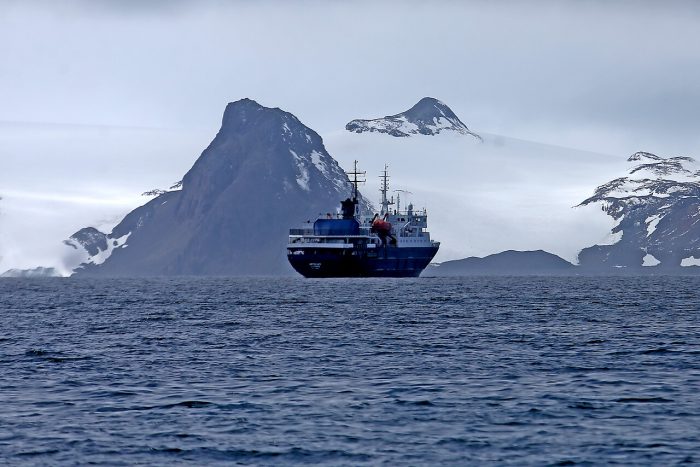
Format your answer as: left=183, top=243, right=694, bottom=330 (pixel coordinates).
left=2, top=0, right=700, bottom=154
left=1, top=0, right=700, bottom=270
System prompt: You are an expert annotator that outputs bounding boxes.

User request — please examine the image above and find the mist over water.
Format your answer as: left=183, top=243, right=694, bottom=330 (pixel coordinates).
left=0, top=123, right=213, bottom=272
left=2, top=277, right=699, bottom=465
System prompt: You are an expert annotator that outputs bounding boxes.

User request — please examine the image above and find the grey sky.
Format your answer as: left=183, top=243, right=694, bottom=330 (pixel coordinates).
left=1, top=0, right=699, bottom=155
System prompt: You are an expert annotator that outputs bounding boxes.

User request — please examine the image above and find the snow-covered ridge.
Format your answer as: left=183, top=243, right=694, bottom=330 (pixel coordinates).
left=578, top=151, right=700, bottom=269
left=345, top=97, right=481, bottom=139
left=580, top=151, right=700, bottom=217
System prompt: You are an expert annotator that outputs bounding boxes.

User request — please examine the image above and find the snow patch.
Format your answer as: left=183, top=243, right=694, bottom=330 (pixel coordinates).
left=395, top=116, right=420, bottom=134
left=333, top=178, right=347, bottom=192
left=310, top=150, right=328, bottom=176
left=433, top=103, right=447, bottom=117
left=296, top=167, right=310, bottom=191
left=681, top=256, right=700, bottom=267
left=645, top=214, right=662, bottom=237
left=432, top=117, right=456, bottom=130
left=289, top=149, right=310, bottom=191
left=642, top=253, right=660, bottom=266
left=85, top=232, right=131, bottom=266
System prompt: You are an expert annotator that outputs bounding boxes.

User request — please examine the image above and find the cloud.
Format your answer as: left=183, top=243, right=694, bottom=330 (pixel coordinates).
left=1, top=0, right=700, bottom=270
left=1, top=0, right=699, bottom=156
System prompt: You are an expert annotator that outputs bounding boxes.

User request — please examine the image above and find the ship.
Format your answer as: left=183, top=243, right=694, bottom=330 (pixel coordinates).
left=287, top=162, right=440, bottom=277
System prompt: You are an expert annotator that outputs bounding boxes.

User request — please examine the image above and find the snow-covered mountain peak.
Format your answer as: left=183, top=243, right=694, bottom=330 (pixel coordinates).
left=345, top=97, right=481, bottom=139
left=578, top=151, right=700, bottom=270
left=625, top=151, right=697, bottom=178
left=581, top=152, right=700, bottom=209
left=629, top=152, right=696, bottom=179
left=402, top=97, right=460, bottom=122
left=627, top=151, right=663, bottom=162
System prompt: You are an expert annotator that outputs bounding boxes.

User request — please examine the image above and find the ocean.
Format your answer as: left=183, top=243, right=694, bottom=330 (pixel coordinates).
left=1, top=277, right=698, bottom=465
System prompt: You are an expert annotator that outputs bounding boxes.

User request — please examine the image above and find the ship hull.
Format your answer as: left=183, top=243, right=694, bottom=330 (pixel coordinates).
left=287, top=246, right=439, bottom=278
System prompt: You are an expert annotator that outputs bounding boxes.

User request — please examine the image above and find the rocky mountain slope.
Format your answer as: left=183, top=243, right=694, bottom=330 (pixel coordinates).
left=578, top=152, right=700, bottom=270
left=69, top=98, right=369, bottom=276
left=346, top=97, right=481, bottom=139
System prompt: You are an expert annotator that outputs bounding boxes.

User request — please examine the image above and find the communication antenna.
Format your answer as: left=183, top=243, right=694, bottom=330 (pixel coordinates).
left=393, top=189, right=412, bottom=213
left=379, top=164, right=395, bottom=215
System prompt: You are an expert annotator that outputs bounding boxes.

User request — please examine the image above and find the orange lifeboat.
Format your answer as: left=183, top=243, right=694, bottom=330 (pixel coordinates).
left=371, top=218, right=392, bottom=234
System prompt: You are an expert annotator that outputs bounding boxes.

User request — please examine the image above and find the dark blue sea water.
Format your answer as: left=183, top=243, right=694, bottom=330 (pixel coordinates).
left=1, top=277, right=699, bottom=465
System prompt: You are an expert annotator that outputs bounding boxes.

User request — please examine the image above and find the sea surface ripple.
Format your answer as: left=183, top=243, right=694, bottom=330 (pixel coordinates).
left=1, top=277, right=699, bottom=465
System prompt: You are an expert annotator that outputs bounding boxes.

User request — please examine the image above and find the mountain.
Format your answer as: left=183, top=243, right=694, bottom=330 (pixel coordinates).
left=577, top=151, right=700, bottom=271
left=345, top=97, right=481, bottom=139
left=428, top=250, right=576, bottom=276
left=69, top=98, right=370, bottom=276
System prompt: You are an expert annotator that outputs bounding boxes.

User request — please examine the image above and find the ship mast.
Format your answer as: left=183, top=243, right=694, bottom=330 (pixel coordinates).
left=379, top=164, right=395, bottom=215
left=345, top=160, right=366, bottom=215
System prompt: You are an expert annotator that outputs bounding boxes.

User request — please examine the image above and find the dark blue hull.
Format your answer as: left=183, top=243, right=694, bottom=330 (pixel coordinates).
left=287, top=245, right=439, bottom=278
